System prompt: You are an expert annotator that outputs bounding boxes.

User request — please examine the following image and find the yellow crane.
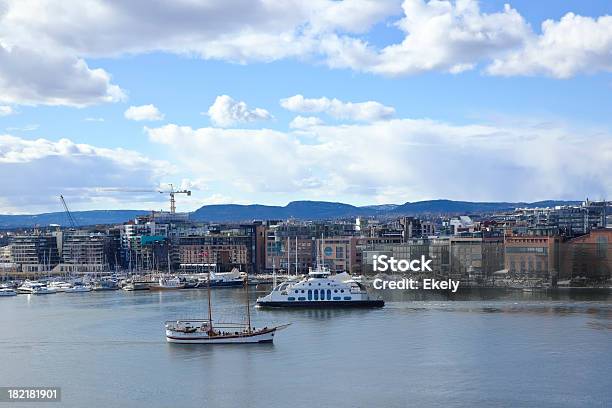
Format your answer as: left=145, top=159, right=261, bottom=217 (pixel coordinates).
left=96, top=184, right=191, bottom=213
left=162, top=184, right=191, bottom=213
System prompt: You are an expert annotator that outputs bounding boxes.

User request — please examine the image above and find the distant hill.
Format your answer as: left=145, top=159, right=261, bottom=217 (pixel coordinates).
left=191, top=199, right=581, bottom=222
left=0, top=210, right=149, bottom=229
left=0, top=199, right=582, bottom=227
left=387, top=199, right=581, bottom=215
left=190, top=201, right=374, bottom=222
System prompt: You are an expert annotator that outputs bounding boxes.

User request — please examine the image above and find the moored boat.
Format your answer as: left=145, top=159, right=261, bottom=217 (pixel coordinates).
left=0, top=288, right=17, bottom=297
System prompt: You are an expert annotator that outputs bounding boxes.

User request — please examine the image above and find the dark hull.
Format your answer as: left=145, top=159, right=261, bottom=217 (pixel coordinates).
left=209, top=281, right=244, bottom=288
left=257, top=300, right=384, bottom=308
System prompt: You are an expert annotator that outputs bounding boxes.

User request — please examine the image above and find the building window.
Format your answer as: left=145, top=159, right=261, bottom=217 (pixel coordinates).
left=307, top=290, right=312, bottom=300
left=314, top=290, right=319, bottom=300
left=327, top=289, right=331, bottom=300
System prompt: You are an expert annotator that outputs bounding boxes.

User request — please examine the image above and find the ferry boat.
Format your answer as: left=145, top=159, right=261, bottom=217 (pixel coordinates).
left=165, top=271, right=289, bottom=344
left=48, top=281, right=72, bottom=292
left=256, top=265, right=384, bottom=308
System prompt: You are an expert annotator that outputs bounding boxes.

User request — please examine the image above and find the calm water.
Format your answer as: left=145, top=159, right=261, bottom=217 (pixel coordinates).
left=0, top=288, right=611, bottom=408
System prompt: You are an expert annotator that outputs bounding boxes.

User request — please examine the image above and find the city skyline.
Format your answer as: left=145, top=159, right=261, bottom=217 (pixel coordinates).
left=1, top=0, right=612, bottom=213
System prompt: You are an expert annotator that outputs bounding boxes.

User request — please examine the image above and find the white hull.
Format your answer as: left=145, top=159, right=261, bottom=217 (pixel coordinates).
left=0, top=290, right=17, bottom=297
left=65, top=287, right=91, bottom=293
left=166, top=329, right=276, bottom=344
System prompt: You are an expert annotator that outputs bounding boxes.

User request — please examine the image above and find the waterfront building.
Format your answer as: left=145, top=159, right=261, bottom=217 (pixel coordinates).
left=177, top=234, right=251, bottom=273
left=57, top=230, right=111, bottom=273
left=10, top=232, right=60, bottom=273
left=504, top=235, right=560, bottom=279
left=559, top=229, right=612, bottom=281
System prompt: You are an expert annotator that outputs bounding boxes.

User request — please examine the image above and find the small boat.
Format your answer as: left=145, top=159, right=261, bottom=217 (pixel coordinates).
left=64, top=282, right=92, bottom=293
left=0, top=288, right=17, bottom=297
left=200, top=268, right=244, bottom=288
left=150, top=276, right=185, bottom=291
left=165, top=268, right=289, bottom=344
left=122, top=280, right=150, bottom=291
left=48, top=281, right=72, bottom=292
left=91, top=279, right=119, bottom=291
left=17, top=280, right=56, bottom=295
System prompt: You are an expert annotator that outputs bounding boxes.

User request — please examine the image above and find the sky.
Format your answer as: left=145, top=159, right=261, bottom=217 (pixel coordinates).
left=0, top=0, right=611, bottom=214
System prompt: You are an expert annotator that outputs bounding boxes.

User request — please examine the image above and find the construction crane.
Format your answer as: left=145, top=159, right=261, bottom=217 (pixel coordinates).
left=163, top=184, right=191, bottom=213
left=59, top=195, right=78, bottom=228
left=96, top=184, right=192, bottom=213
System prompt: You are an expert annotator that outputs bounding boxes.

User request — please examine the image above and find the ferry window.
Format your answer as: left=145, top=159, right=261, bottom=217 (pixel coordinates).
left=327, top=290, right=331, bottom=300
left=294, top=290, right=298, bottom=294
left=334, top=289, right=337, bottom=293
left=301, top=290, right=305, bottom=293
left=333, top=297, right=341, bottom=300
left=318, top=283, right=321, bottom=286
left=340, top=289, right=344, bottom=293
left=344, top=296, right=351, bottom=300
left=298, top=297, right=306, bottom=301
left=308, top=290, right=312, bottom=300
left=288, top=297, right=295, bottom=301
left=314, top=290, right=319, bottom=300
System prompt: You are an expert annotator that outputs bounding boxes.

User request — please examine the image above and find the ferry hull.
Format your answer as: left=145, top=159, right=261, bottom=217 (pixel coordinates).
left=166, top=328, right=276, bottom=344
left=256, top=300, right=384, bottom=308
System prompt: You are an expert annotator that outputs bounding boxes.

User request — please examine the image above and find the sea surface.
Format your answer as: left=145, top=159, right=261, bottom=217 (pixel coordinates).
left=0, top=287, right=611, bottom=408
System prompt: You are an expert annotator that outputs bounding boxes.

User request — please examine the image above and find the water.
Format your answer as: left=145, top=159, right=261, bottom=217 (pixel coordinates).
left=0, top=288, right=611, bottom=408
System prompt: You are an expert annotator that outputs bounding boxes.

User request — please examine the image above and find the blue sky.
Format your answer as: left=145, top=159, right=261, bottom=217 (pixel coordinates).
left=0, top=0, right=611, bottom=213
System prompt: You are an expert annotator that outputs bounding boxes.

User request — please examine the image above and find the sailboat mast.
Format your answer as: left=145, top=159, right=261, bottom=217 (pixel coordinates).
left=245, top=271, right=252, bottom=334
left=287, top=236, right=290, bottom=276
left=207, top=260, right=213, bottom=331
left=295, top=236, right=298, bottom=276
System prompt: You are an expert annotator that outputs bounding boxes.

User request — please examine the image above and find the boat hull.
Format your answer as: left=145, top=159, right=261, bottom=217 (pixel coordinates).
left=208, top=281, right=244, bottom=288
left=256, top=299, right=384, bottom=308
left=166, top=328, right=277, bottom=344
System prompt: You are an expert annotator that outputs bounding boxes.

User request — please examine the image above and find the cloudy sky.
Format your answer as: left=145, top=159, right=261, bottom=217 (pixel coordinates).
left=1, top=0, right=611, bottom=213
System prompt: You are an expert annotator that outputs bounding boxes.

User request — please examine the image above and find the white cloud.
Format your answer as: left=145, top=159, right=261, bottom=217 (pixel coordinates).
left=0, top=44, right=125, bottom=107
left=0, top=0, right=609, bottom=88
left=0, top=106, right=15, bottom=116
left=487, top=13, right=612, bottom=78
left=0, top=134, right=173, bottom=213
left=146, top=119, right=612, bottom=204
left=206, top=95, right=271, bottom=127
left=289, top=115, right=325, bottom=129
left=124, top=104, right=164, bottom=121
left=321, top=1, right=531, bottom=76
left=84, top=117, right=104, bottom=122
left=281, top=95, right=395, bottom=121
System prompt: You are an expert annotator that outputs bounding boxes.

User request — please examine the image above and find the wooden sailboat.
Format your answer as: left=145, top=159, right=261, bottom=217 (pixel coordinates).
left=165, top=265, right=289, bottom=344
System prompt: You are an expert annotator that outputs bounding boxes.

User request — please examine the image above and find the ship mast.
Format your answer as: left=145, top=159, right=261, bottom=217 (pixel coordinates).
left=245, top=271, right=252, bottom=334
left=204, top=252, right=213, bottom=334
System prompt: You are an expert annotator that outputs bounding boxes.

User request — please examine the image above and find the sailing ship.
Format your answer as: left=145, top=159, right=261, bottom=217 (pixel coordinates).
left=165, top=263, right=289, bottom=344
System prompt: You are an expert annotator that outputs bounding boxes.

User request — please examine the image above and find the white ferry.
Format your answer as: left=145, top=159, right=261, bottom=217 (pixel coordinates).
left=256, top=265, right=384, bottom=308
